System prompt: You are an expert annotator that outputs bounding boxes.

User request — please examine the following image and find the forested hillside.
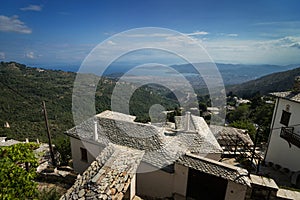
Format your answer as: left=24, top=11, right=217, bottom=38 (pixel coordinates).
left=226, top=67, right=300, bottom=97
left=0, top=62, right=179, bottom=144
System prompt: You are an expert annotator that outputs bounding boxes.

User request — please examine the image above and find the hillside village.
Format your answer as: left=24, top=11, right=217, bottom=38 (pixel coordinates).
left=1, top=63, right=300, bottom=200
left=59, top=76, right=300, bottom=200
left=2, top=1, right=300, bottom=199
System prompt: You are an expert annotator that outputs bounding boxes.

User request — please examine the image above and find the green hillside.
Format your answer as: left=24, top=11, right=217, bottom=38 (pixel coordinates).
left=0, top=62, right=179, bottom=143
left=226, top=67, right=300, bottom=97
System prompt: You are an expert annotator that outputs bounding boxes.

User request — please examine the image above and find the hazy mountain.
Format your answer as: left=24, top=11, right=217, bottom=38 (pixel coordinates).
left=226, top=67, right=300, bottom=97
left=104, top=62, right=300, bottom=86
left=171, top=63, right=300, bottom=85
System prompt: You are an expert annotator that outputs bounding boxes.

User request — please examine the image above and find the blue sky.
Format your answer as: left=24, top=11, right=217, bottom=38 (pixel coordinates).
left=1, top=0, right=300, bottom=68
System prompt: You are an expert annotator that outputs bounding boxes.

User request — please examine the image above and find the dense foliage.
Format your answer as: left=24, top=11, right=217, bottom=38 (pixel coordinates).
left=0, top=142, right=39, bottom=199
left=0, top=62, right=180, bottom=164
left=227, top=94, right=274, bottom=142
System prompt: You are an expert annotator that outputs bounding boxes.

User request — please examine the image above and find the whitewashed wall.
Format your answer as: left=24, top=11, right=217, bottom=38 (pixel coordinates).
left=265, top=98, right=300, bottom=171
left=70, top=137, right=104, bottom=173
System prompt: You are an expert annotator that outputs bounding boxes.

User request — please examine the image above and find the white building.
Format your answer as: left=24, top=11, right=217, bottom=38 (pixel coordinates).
left=265, top=76, right=300, bottom=173
left=62, top=110, right=300, bottom=200
left=63, top=111, right=259, bottom=199
left=66, top=110, right=223, bottom=174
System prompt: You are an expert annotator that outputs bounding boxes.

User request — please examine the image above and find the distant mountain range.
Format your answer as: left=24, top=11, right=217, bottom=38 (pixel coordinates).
left=226, top=67, right=300, bottom=97
left=104, top=62, right=300, bottom=86
left=32, top=61, right=300, bottom=87
left=170, top=63, right=300, bottom=85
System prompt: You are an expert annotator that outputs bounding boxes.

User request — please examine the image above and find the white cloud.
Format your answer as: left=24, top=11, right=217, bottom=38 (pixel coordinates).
left=291, top=42, right=300, bottom=49
left=255, top=36, right=300, bottom=49
left=218, top=33, right=239, bottom=37
left=0, top=52, right=5, bottom=59
left=203, top=36, right=300, bottom=64
left=107, top=40, right=116, bottom=45
left=0, top=15, right=32, bottom=34
left=26, top=51, right=35, bottom=59
left=185, top=31, right=209, bottom=36
left=124, top=33, right=173, bottom=38
left=227, top=33, right=238, bottom=37
left=20, top=5, right=42, bottom=11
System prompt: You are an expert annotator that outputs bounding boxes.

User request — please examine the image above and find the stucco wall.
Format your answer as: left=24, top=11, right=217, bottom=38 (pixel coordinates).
left=265, top=98, right=300, bottom=171
left=136, top=162, right=174, bottom=198
left=224, top=180, right=247, bottom=200
left=173, top=163, right=189, bottom=196
left=70, top=137, right=105, bottom=173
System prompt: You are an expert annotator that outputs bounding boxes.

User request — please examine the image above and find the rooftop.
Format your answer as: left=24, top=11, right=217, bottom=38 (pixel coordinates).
left=177, top=153, right=251, bottom=185
left=96, top=110, right=136, bottom=122
left=65, top=110, right=222, bottom=169
left=0, top=137, right=20, bottom=146
left=210, top=125, right=254, bottom=146
left=60, top=144, right=143, bottom=200
left=271, top=91, right=300, bottom=103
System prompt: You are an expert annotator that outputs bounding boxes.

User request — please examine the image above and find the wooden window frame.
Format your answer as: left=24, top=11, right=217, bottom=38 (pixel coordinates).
left=280, top=110, right=291, bottom=127
left=80, top=147, right=88, bottom=162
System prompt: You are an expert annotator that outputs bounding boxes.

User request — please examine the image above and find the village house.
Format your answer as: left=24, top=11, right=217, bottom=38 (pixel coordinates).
left=63, top=111, right=257, bottom=199
left=62, top=110, right=300, bottom=199
left=0, top=136, right=20, bottom=146
left=264, top=76, right=300, bottom=184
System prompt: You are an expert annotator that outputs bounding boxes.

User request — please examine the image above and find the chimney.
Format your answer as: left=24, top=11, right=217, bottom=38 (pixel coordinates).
left=185, top=111, right=191, bottom=131
left=93, top=117, right=98, bottom=141
left=293, top=76, right=300, bottom=94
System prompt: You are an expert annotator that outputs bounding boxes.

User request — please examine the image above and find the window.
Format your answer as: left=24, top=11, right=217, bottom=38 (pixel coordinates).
left=80, top=147, right=88, bottom=162
left=280, top=110, right=291, bottom=126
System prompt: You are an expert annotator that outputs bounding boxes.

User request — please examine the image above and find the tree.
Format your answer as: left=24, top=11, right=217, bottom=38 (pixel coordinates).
left=227, top=104, right=250, bottom=123
left=54, top=136, right=71, bottom=166
left=0, top=142, right=39, bottom=199
left=230, top=120, right=257, bottom=140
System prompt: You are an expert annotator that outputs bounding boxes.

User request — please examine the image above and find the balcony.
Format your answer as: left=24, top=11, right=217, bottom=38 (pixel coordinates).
left=280, top=127, right=300, bottom=148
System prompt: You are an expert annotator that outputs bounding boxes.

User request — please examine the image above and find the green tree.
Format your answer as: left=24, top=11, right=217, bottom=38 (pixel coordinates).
left=54, top=136, right=71, bottom=166
left=227, top=104, right=250, bottom=123
left=230, top=120, right=257, bottom=140
left=0, top=142, right=39, bottom=199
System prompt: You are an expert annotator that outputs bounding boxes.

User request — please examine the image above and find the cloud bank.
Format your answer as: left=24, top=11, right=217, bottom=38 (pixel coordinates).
left=0, top=15, right=32, bottom=34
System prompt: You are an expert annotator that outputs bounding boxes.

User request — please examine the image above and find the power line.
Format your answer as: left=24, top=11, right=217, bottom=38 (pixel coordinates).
left=0, top=78, right=40, bottom=108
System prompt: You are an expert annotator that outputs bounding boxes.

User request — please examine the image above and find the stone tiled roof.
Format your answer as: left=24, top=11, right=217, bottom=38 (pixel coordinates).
left=96, top=110, right=136, bottom=122
left=210, top=125, right=254, bottom=146
left=60, top=144, right=143, bottom=200
left=66, top=110, right=222, bottom=169
left=271, top=91, right=300, bottom=103
left=174, top=113, right=222, bottom=154
left=176, top=133, right=222, bottom=155
left=177, top=153, right=251, bottom=186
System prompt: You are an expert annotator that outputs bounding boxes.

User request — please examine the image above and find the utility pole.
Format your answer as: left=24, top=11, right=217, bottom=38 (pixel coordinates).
left=42, top=101, right=56, bottom=166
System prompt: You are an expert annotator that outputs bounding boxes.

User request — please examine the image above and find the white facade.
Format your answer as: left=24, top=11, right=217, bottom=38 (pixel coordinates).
left=265, top=98, right=300, bottom=171
left=70, top=137, right=105, bottom=173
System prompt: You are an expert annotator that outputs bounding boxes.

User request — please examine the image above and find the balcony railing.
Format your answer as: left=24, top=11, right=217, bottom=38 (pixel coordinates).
left=280, top=127, right=300, bottom=148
